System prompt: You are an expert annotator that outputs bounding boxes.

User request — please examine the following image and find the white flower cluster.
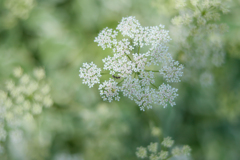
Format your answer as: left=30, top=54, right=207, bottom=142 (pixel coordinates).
left=79, top=16, right=183, bottom=111
left=79, top=62, right=102, bottom=88
left=0, top=67, right=53, bottom=152
left=136, top=137, right=191, bottom=160
left=99, top=79, right=120, bottom=102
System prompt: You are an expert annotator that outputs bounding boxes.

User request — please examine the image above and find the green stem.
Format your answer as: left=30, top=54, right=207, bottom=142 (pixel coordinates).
left=101, top=72, right=109, bottom=75
left=125, top=53, right=132, bottom=61
left=208, top=6, right=216, bottom=11
left=138, top=45, right=141, bottom=54
left=136, top=72, right=140, bottom=79
left=151, top=83, right=158, bottom=89
left=196, top=5, right=202, bottom=12
left=166, top=155, right=174, bottom=160
left=118, top=78, right=125, bottom=85
left=144, top=69, right=159, bottom=72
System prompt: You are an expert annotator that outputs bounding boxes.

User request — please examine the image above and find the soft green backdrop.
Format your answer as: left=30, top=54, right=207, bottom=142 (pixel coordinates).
left=0, top=0, right=240, bottom=160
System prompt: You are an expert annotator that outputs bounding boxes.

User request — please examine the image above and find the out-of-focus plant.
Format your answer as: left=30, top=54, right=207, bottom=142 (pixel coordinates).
left=153, top=0, right=231, bottom=85
left=0, top=67, right=52, bottom=159
left=218, top=90, right=240, bottom=122
left=171, top=0, right=231, bottom=84
left=0, top=0, right=35, bottom=29
left=151, top=0, right=176, bottom=16
left=171, top=0, right=230, bottom=66
left=79, top=103, right=129, bottom=160
left=136, top=137, right=191, bottom=160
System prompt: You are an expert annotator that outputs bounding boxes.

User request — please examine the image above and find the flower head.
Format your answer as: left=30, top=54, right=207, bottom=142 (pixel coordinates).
left=98, top=79, right=120, bottom=102
left=148, top=142, right=158, bottom=153
left=161, top=136, right=174, bottom=148
left=79, top=62, right=102, bottom=88
left=136, top=146, right=147, bottom=159
left=79, top=16, right=183, bottom=111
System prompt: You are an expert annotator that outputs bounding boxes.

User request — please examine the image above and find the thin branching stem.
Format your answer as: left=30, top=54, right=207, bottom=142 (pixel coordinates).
left=101, top=72, right=109, bottom=75
left=144, top=69, right=159, bottom=72
left=125, top=53, right=132, bottom=61
left=151, top=83, right=158, bottom=89
left=118, top=78, right=125, bottom=86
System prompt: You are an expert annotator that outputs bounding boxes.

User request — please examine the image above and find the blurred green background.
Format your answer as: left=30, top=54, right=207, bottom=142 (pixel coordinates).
left=0, top=0, right=240, bottom=160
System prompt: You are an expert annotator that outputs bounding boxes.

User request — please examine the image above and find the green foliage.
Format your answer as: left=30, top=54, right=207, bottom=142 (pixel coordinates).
left=0, top=0, right=240, bottom=160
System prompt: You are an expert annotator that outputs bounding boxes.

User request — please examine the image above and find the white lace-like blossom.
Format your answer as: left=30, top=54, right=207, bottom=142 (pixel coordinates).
left=79, top=16, right=184, bottom=111
left=139, top=71, right=155, bottom=86
left=79, top=62, right=102, bottom=88
left=99, top=78, right=120, bottom=102
left=94, top=27, right=118, bottom=50
left=156, top=84, right=179, bottom=108
left=160, top=60, right=184, bottom=83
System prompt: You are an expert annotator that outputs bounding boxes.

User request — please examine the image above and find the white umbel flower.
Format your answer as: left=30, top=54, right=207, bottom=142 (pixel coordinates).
left=94, top=27, right=118, bottom=50
left=98, top=78, right=120, bottom=102
left=159, top=60, right=184, bottom=83
left=79, top=16, right=184, bottom=111
left=79, top=62, right=102, bottom=88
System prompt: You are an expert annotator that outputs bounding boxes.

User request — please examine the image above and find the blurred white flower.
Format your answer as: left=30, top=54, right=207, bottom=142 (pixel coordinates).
left=33, top=68, right=45, bottom=80
left=136, top=137, right=191, bottom=159
left=13, top=67, right=23, bottom=78
left=147, top=142, right=158, bottom=153
left=200, top=72, right=214, bottom=86
left=0, top=67, right=53, bottom=154
left=4, top=0, right=35, bottom=20
left=136, top=146, right=147, bottom=158
left=169, top=0, right=230, bottom=85
left=162, top=136, right=174, bottom=148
